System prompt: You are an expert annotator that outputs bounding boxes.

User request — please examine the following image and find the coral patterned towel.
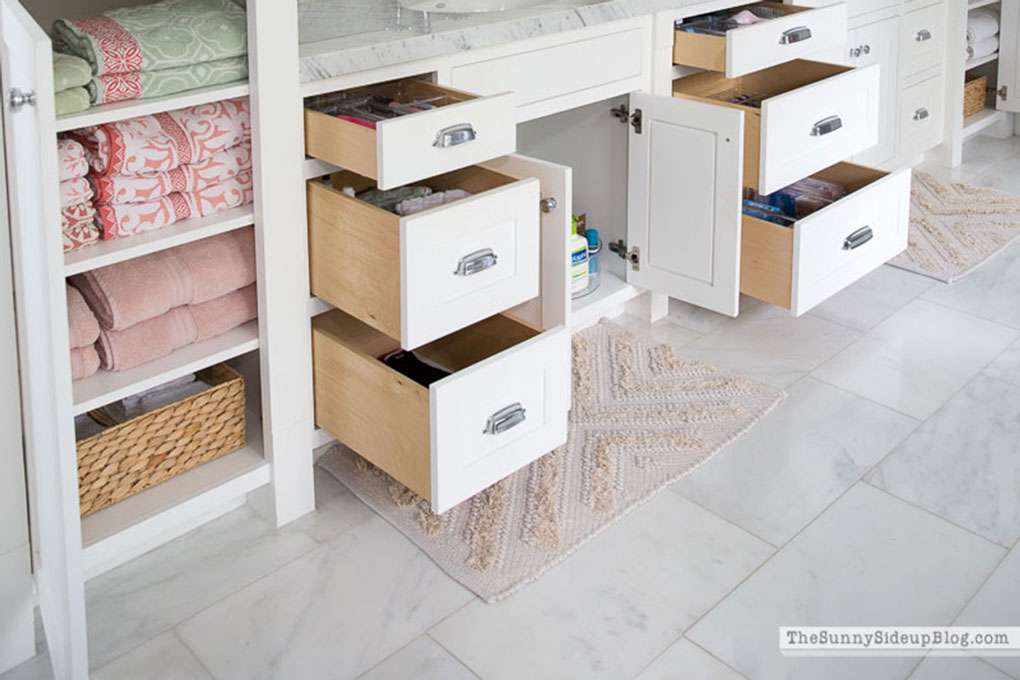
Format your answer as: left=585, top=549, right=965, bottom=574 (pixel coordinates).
left=92, top=140, right=251, bottom=204
left=58, top=138, right=89, bottom=182
left=72, top=98, right=250, bottom=176
left=96, top=171, right=253, bottom=239
left=51, top=0, right=247, bottom=77
left=61, top=203, right=100, bottom=252
left=88, top=56, right=248, bottom=106
left=60, top=177, right=94, bottom=208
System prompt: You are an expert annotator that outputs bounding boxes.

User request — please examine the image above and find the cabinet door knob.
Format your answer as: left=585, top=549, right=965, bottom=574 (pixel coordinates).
left=540, top=197, right=558, bottom=213
left=453, top=248, right=498, bottom=276
left=780, top=26, right=812, bottom=44
left=811, top=115, right=843, bottom=137
left=483, top=403, right=526, bottom=435
left=852, top=46, right=862, bottom=57
left=861, top=44, right=871, bottom=55
left=913, top=107, right=930, bottom=121
left=7, top=88, right=36, bottom=112
left=433, top=122, right=477, bottom=148
left=916, top=28, right=932, bottom=42
left=843, top=226, right=874, bottom=250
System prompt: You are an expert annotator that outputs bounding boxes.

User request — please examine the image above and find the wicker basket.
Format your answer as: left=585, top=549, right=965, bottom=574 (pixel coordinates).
left=964, top=74, right=988, bottom=119
left=76, top=364, right=246, bottom=517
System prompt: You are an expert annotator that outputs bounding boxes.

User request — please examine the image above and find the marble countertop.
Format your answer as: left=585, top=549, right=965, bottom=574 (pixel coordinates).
left=297, top=0, right=710, bottom=82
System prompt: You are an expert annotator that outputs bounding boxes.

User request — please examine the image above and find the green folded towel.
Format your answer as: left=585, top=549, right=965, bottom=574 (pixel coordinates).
left=53, top=52, right=91, bottom=93
left=87, top=55, right=248, bottom=105
left=55, top=88, right=90, bottom=116
left=52, top=0, right=247, bottom=77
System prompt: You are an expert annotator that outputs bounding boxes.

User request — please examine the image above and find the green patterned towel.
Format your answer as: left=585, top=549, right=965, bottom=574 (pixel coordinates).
left=53, top=52, right=91, bottom=92
left=52, top=0, right=247, bottom=77
left=55, top=88, right=90, bottom=116
left=87, top=55, right=247, bottom=105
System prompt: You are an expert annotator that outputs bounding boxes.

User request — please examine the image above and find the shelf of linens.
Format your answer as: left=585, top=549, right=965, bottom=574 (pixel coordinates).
left=64, top=204, right=255, bottom=276
left=966, top=52, right=999, bottom=70
left=80, top=412, right=268, bottom=579
left=72, top=320, right=259, bottom=416
left=969, top=0, right=1000, bottom=10
left=55, top=81, right=250, bottom=134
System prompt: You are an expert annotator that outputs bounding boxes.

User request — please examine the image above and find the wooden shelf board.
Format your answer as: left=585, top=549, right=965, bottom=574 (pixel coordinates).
left=55, top=81, right=250, bottom=133
left=963, top=107, right=1009, bottom=139
left=64, top=206, right=254, bottom=276
left=966, top=52, right=999, bottom=70
left=72, top=320, right=259, bottom=415
left=81, top=415, right=269, bottom=579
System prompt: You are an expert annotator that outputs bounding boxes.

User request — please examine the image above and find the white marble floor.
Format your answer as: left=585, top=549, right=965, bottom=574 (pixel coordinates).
left=7, top=137, right=1020, bottom=680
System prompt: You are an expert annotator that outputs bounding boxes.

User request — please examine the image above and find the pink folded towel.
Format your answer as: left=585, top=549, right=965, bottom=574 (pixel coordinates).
left=92, top=140, right=252, bottom=205
left=70, top=228, right=256, bottom=331
left=72, top=98, right=250, bottom=177
left=96, top=171, right=254, bottom=240
left=58, top=138, right=89, bottom=182
left=60, top=176, right=94, bottom=208
left=96, top=284, right=257, bottom=371
left=70, top=346, right=100, bottom=381
left=66, top=284, right=100, bottom=349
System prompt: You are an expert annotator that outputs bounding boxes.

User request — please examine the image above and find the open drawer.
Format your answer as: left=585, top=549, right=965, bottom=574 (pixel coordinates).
left=741, top=162, right=911, bottom=315
left=308, top=165, right=541, bottom=349
left=312, top=309, right=571, bottom=513
left=305, top=78, right=516, bottom=190
left=672, top=60, right=880, bottom=195
left=674, top=2, right=848, bottom=78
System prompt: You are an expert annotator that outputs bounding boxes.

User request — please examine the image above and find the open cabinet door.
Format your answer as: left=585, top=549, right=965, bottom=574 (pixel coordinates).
left=626, top=92, right=745, bottom=316
left=1, top=1, right=88, bottom=678
left=998, top=0, right=1020, bottom=112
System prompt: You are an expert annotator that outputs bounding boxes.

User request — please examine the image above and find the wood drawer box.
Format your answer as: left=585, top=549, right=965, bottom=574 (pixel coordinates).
left=308, top=166, right=541, bottom=350
left=673, top=2, right=848, bottom=78
left=741, top=162, right=910, bottom=315
left=312, top=309, right=570, bottom=513
left=305, top=78, right=516, bottom=190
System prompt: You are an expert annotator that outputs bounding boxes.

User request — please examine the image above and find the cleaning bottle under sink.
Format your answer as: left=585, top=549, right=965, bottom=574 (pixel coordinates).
left=570, top=214, right=589, bottom=296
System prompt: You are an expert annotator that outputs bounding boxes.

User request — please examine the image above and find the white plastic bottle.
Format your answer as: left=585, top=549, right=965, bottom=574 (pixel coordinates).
left=570, top=216, right=589, bottom=295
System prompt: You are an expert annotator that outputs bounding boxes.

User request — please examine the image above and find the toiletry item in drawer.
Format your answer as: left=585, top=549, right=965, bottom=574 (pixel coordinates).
left=742, top=176, right=847, bottom=225
left=676, top=5, right=784, bottom=36
left=379, top=349, right=452, bottom=387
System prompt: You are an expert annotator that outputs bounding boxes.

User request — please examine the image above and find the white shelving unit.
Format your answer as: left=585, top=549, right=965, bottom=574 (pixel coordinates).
left=1, top=1, right=316, bottom=678
left=569, top=253, right=642, bottom=329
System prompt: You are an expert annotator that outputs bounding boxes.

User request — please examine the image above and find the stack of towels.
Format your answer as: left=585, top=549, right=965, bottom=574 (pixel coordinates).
left=67, top=228, right=258, bottom=376
left=67, top=284, right=101, bottom=380
left=65, top=97, right=252, bottom=242
left=53, top=53, right=93, bottom=116
left=59, top=138, right=100, bottom=251
left=52, top=0, right=248, bottom=111
left=967, top=8, right=1000, bottom=62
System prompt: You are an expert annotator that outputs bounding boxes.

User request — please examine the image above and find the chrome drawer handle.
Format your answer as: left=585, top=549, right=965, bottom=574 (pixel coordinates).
left=843, top=226, right=873, bottom=250
left=780, top=26, right=812, bottom=45
left=434, top=123, right=477, bottom=148
left=453, top=248, right=498, bottom=276
left=811, top=115, right=843, bottom=136
left=484, top=403, right=526, bottom=435
left=916, top=28, right=932, bottom=42
left=913, top=107, right=930, bottom=121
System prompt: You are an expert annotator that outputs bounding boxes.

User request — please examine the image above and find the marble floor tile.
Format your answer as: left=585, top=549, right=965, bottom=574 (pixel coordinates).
left=91, top=633, right=212, bottom=680
left=177, top=515, right=473, bottom=680
left=287, top=466, right=377, bottom=544
left=812, top=299, right=1019, bottom=419
left=866, top=374, right=1020, bottom=546
left=985, top=338, right=1020, bottom=387
left=358, top=637, right=477, bottom=680
left=809, top=265, right=935, bottom=332
left=85, top=506, right=318, bottom=668
left=612, top=313, right=703, bottom=349
left=687, top=484, right=1005, bottom=680
left=429, top=492, right=774, bottom=680
left=955, top=546, right=1020, bottom=678
left=679, top=304, right=862, bottom=388
left=634, top=639, right=747, bottom=680
left=676, top=378, right=918, bottom=546
left=909, top=656, right=1016, bottom=680
left=972, top=156, right=1020, bottom=196
left=0, top=655, right=50, bottom=680
left=667, top=297, right=743, bottom=334
left=921, top=243, right=1020, bottom=330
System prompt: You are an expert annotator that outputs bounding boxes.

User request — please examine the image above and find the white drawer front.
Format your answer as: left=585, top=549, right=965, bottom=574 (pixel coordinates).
left=377, top=92, right=517, bottom=190
left=430, top=326, right=571, bottom=513
left=899, top=75, right=944, bottom=156
left=792, top=167, right=911, bottom=314
left=759, top=63, right=880, bottom=194
left=402, top=178, right=541, bottom=349
left=727, top=3, right=848, bottom=77
left=900, top=3, right=945, bottom=78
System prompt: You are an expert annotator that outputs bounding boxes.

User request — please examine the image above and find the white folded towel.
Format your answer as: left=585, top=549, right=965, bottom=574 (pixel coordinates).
left=967, top=8, right=999, bottom=44
left=967, top=34, right=999, bottom=61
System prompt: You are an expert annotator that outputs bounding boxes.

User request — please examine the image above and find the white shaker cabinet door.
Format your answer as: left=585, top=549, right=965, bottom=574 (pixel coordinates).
left=1, top=1, right=87, bottom=678
left=997, top=0, right=1020, bottom=112
left=625, top=92, right=744, bottom=316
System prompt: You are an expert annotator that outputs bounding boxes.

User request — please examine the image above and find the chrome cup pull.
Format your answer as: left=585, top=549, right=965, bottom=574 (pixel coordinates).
left=915, top=28, right=932, bottom=42
left=434, top=123, right=477, bottom=148
left=780, top=26, right=812, bottom=45
left=913, top=107, right=930, bottom=121
left=843, top=226, right=874, bottom=250
left=483, top=403, right=526, bottom=435
left=811, top=115, right=843, bottom=137
left=453, top=248, right=498, bottom=276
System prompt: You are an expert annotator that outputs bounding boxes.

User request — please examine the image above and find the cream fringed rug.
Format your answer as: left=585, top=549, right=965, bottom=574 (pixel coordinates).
left=319, top=320, right=784, bottom=602
left=890, top=171, right=1020, bottom=283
